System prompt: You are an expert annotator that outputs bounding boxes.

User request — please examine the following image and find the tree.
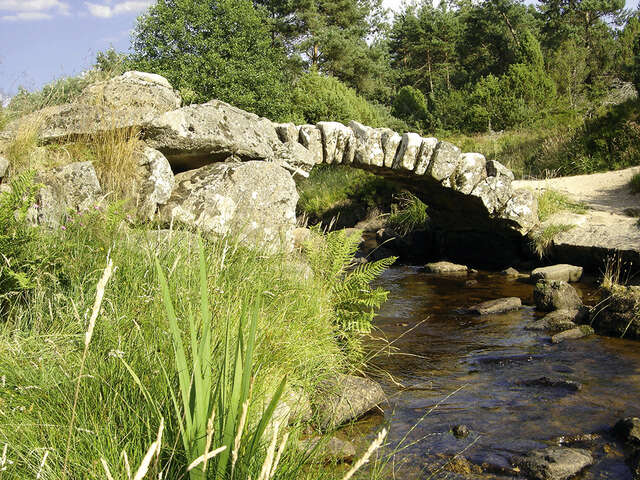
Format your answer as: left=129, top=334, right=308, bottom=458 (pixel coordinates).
left=130, top=0, right=293, bottom=120
left=634, top=29, right=640, bottom=93
left=254, top=0, right=392, bottom=100
left=392, top=85, right=429, bottom=130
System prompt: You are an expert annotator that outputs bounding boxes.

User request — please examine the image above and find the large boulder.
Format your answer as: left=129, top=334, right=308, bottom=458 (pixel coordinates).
left=312, top=374, right=386, bottom=430
left=349, top=121, right=386, bottom=167
left=31, top=161, right=102, bottom=228
left=534, top=280, right=583, bottom=312
left=425, top=261, right=468, bottom=274
left=428, top=141, right=461, bottom=183
left=614, top=417, right=640, bottom=445
left=526, top=309, right=587, bottom=334
left=145, top=100, right=281, bottom=171
left=134, top=147, right=175, bottom=220
left=298, top=125, right=324, bottom=165
left=512, top=447, right=593, bottom=480
left=4, top=72, right=181, bottom=143
left=317, top=122, right=355, bottom=165
left=468, top=297, right=522, bottom=315
left=158, top=160, right=298, bottom=251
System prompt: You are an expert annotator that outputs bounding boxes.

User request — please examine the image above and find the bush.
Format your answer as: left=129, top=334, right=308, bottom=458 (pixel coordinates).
left=392, top=86, right=428, bottom=131
left=290, top=71, right=407, bottom=130
left=630, top=173, right=640, bottom=194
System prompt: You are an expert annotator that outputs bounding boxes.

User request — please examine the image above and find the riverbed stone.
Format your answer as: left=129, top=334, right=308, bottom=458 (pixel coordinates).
left=513, top=446, right=593, bottom=480
left=531, top=265, right=584, bottom=283
left=534, top=281, right=583, bottom=312
left=614, top=417, right=640, bottom=445
left=425, top=261, right=468, bottom=274
left=312, top=374, right=386, bottom=430
left=519, top=377, right=582, bottom=392
left=298, top=436, right=356, bottom=462
left=591, top=285, right=640, bottom=339
left=551, top=326, right=594, bottom=344
left=468, top=297, right=522, bottom=315
left=145, top=100, right=280, bottom=170
left=526, top=310, right=585, bottom=334
left=452, top=424, right=470, bottom=438
left=158, top=160, right=298, bottom=251
left=502, top=267, right=521, bottom=277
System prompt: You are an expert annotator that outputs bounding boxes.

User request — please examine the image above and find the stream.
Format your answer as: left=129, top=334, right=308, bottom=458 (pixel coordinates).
left=354, top=266, right=640, bottom=479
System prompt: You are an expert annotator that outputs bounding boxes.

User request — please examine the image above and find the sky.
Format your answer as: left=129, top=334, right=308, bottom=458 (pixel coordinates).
left=0, top=0, right=636, bottom=99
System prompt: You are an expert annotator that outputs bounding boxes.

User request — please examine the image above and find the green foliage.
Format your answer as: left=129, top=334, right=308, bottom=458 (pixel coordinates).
left=297, top=165, right=400, bottom=221
left=392, top=86, right=428, bottom=130
left=537, top=190, right=587, bottom=222
left=634, top=31, right=640, bottom=94
left=156, top=240, right=285, bottom=479
left=290, top=71, right=406, bottom=128
left=0, top=172, right=46, bottom=300
left=130, top=0, right=293, bottom=120
left=305, top=229, right=396, bottom=335
left=387, top=193, right=429, bottom=235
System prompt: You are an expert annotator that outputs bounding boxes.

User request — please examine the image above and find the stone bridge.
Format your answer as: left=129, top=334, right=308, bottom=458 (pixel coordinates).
left=142, top=100, right=538, bottom=259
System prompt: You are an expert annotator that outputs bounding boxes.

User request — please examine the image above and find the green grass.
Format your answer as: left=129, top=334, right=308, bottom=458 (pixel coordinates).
left=386, top=193, right=428, bottom=236
left=297, top=165, right=398, bottom=222
left=537, top=190, right=587, bottom=222
left=530, top=224, right=575, bottom=258
left=630, top=173, right=640, bottom=194
left=0, top=183, right=392, bottom=478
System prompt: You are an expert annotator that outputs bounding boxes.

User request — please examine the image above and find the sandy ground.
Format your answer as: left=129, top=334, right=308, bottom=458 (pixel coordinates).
left=513, top=167, right=640, bottom=252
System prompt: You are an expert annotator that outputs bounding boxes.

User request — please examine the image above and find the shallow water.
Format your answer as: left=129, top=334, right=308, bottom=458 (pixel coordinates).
left=359, top=267, right=640, bottom=479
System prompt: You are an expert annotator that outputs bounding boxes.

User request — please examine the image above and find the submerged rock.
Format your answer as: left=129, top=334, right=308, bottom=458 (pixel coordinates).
left=531, top=264, right=584, bottom=283
left=513, top=446, right=593, bottom=480
left=518, top=377, right=582, bottom=392
left=452, top=424, right=470, bottom=438
left=425, top=261, right=468, bottom=274
left=526, top=309, right=585, bottom=334
left=468, top=297, right=522, bottom=315
left=158, top=160, right=298, bottom=251
left=551, top=326, right=594, bottom=344
left=614, top=417, right=640, bottom=445
left=312, top=374, right=385, bottom=430
left=534, top=280, right=583, bottom=312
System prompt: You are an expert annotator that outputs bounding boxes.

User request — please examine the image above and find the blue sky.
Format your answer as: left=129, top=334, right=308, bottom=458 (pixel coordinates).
left=0, top=0, right=637, bottom=99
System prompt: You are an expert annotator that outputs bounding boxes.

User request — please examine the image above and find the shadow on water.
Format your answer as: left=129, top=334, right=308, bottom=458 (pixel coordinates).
left=355, top=267, right=640, bottom=479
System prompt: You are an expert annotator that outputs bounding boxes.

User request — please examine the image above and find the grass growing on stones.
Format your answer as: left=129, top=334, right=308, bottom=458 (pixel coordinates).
left=0, top=182, right=390, bottom=478
left=537, top=190, right=587, bottom=222
left=531, top=224, right=575, bottom=258
left=297, top=165, right=398, bottom=223
left=386, top=193, right=428, bottom=236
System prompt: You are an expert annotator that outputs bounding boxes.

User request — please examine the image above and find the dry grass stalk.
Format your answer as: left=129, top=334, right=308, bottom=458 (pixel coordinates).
left=341, top=428, right=388, bottom=480
left=62, top=258, right=115, bottom=480
left=231, top=398, right=249, bottom=476
left=132, top=418, right=164, bottom=480
left=3, top=113, right=45, bottom=175
left=36, top=450, right=49, bottom=479
left=186, top=446, right=227, bottom=472
left=257, top=420, right=280, bottom=480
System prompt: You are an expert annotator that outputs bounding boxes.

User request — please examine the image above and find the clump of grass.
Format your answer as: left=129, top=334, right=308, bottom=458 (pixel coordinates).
left=537, top=189, right=587, bottom=222
left=88, top=125, right=143, bottom=200
left=2, top=114, right=44, bottom=174
left=297, top=165, right=398, bottom=221
left=387, top=193, right=428, bottom=235
left=530, top=224, right=574, bottom=258
left=630, top=173, right=640, bottom=194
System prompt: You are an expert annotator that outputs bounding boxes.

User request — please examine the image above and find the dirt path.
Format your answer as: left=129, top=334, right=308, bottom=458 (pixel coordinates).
left=512, top=167, right=640, bottom=261
left=513, top=166, right=640, bottom=216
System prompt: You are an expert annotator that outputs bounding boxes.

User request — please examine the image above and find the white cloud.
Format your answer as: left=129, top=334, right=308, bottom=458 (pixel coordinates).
left=0, top=0, right=69, bottom=21
left=86, top=0, right=152, bottom=18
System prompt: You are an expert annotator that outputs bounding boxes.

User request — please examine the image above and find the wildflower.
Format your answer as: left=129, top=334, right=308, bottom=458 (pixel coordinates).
left=60, top=226, right=67, bottom=231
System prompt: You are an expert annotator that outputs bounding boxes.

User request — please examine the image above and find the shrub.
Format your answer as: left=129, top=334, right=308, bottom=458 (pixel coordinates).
left=630, top=173, right=640, bottom=194
left=290, top=71, right=407, bottom=130
left=387, top=192, right=429, bottom=235
left=392, top=86, right=428, bottom=131
left=530, top=224, right=574, bottom=258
